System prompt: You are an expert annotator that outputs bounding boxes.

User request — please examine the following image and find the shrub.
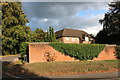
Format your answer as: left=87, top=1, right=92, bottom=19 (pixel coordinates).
left=115, top=46, right=120, bottom=59
left=19, top=42, right=29, bottom=57
left=49, top=42, right=105, bottom=60
left=44, top=51, right=56, bottom=62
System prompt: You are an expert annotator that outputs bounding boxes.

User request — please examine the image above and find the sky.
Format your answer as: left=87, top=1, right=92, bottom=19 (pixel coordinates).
left=22, top=2, right=110, bottom=35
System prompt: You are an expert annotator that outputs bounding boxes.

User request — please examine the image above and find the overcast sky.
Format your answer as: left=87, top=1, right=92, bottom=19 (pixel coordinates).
left=22, top=2, right=110, bottom=35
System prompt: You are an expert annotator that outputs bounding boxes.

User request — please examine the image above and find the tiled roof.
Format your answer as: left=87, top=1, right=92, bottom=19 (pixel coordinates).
left=55, top=28, right=90, bottom=40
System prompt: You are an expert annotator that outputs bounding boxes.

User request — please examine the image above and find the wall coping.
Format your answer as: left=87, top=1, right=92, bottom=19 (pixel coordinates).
left=106, top=44, right=116, bottom=46
left=29, top=42, right=49, bottom=44
left=29, top=42, right=117, bottom=46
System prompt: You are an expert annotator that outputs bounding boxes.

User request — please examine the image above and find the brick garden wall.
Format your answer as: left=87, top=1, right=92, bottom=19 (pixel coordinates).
left=29, top=43, right=117, bottom=63
left=93, top=45, right=117, bottom=60
left=29, top=43, right=77, bottom=63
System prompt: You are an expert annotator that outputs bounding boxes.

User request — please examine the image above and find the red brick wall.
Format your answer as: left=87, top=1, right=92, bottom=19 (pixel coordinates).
left=82, top=41, right=91, bottom=44
left=29, top=43, right=77, bottom=63
left=93, top=45, right=117, bottom=60
left=29, top=43, right=117, bottom=63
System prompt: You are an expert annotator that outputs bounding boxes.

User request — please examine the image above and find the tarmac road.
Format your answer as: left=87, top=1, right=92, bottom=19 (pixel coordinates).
left=48, top=71, right=120, bottom=79
left=2, top=71, right=120, bottom=80
left=1, top=55, right=20, bottom=62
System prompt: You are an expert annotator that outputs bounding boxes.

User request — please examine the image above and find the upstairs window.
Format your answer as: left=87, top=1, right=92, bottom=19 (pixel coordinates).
left=85, top=37, right=89, bottom=41
left=82, top=34, right=85, bottom=39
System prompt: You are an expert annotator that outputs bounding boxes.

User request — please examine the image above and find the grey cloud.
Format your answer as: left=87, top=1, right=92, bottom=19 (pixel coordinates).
left=22, top=2, right=108, bottom=19
left=22, top=2, right=108, bottom=34
left=58, top=14, right=103, bottom=29
left=27, top=17, right=59, bottom=30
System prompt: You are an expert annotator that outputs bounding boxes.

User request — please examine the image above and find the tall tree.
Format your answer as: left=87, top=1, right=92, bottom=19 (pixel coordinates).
left=0, top=2, right=2, bottom=50
left=33, top=28, right=46, bottom=42
left=0, top=9, right=1, bottom=36
left=2, top=2, right=31, bottom=55
left=96, top=0, right=120, bottom=44
left=46, top=27, right=56, bottom=42
left=95, top=30, right=109, bottom=44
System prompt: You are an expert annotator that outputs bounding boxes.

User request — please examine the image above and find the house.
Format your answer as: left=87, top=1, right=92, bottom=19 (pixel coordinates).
left=55, top=28, right=94, bottom=44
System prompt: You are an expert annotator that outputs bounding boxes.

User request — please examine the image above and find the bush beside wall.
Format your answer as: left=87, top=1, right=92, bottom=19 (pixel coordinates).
left=49, top=42, right=105, bottom=60
left=19, top=42, right=29, bottom=57
left=115, top=46, right=120, bottom=59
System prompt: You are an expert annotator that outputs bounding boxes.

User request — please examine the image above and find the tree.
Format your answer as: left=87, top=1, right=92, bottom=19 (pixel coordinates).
left=0, top=2, right=2, bottom=48
left=96, top=0, right=120, bottom=44
left=0, top=6, right=1, bottom=50
left=33, top=28, right=46, bottom=42
left=45, top=27, right=56, bottom=42
left=2, top=2, right=31, bottom=55
left=95, top=30, right=109, bottom=44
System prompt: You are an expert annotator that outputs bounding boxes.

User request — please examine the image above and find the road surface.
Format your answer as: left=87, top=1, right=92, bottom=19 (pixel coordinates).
left=2, top=71, right=120, bottom=80
left=1, top=55, right=20, bottom=62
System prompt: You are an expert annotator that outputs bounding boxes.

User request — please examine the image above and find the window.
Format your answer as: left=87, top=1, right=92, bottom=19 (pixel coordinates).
left=90, top=38, right=93, bottom=41
left=66, top=37, right=70, bottom=40
left=76, top=38, right=79, bottom=41
left=72, top=37, right=79, bottom=41
left=85, top=37, right=89, bottom=41
left=82, top=34, right=85, bottom=39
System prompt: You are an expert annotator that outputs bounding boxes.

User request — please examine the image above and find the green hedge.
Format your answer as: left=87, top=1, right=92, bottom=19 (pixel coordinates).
left=49, top=42, right=105, bottom=60
left=19, top=42, right=29, bottom=57
left=115, top=46, right=120, bottom=59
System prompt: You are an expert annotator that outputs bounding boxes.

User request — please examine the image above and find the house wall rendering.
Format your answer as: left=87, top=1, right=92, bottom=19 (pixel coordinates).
left=59, top=37, right=92, bottom=44
left=61, top=37, right=80, bottom=43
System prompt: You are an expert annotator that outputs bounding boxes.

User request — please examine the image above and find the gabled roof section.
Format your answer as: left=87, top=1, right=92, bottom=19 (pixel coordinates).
left=55, top=28, right=91, bottom=40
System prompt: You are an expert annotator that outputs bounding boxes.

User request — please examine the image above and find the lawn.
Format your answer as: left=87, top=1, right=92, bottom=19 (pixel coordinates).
left=22, top=60, right=120, bottom=76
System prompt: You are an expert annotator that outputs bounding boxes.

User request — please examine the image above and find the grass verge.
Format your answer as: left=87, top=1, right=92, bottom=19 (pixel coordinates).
left=22, top=60, right=119, bottom=76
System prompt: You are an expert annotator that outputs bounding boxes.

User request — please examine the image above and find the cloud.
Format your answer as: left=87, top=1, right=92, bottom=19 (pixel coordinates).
left=22, top=2, right=108, bottom=19
left=22, top=2, right=109, bottom=34
left=81, top=25, right=103, bottom=35
left=43, top=18, right=48, bottom=22
left=27, top=17, right=59, bottom=30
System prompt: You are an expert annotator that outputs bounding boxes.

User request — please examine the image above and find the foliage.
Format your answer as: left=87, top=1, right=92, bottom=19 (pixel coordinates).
left=96, top=29, right=120, bottom=44
left=115, top=46, right=120, bottom=59
left=32, top=28, right=46, bottom=42
left=19, top=42, right=29, bottom=57
left=95, top=30, right=109, bottom=44
left=97, top=1, right=120, bottom=44
left=23, top=60, right=118, bottom=76
left=0, top=25, right=1, bottom=50
left=19, top=42, right=29, bottom=63
left=45, top=27, right=56, bottom=42
left=44, top=51, right=56, bottom=62
left=49, top=43, right=105, bottom=60
left=0, top=11, right=2, bottom=36
left=2, top=2, right=31, bottom=55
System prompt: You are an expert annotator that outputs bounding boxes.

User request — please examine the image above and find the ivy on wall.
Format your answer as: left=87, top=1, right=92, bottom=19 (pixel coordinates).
left=49, top=42, right=105, bottom=60
left=115, top=46, right=120, bottom=59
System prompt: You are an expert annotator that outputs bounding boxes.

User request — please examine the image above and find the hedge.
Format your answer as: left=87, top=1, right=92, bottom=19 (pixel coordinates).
left=19, top=42, right=29, bottom=57
left=49, top=42, right=105, bottom=60
left=115, top=46, right=120, bottom=59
